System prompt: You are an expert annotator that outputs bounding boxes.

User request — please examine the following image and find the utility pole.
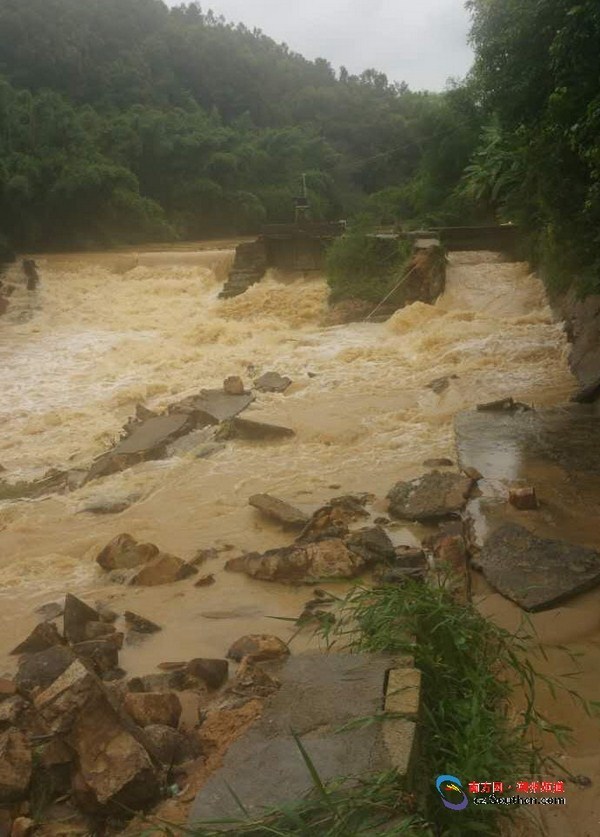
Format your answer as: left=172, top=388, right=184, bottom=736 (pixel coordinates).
left=294, top=173, right=310, bottom=224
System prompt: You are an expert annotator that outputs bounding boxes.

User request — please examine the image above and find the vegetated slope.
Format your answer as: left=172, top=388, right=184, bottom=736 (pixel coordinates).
left=464, top=0, right=600, bottom=295
left=0, top=0, right=481, bottom=251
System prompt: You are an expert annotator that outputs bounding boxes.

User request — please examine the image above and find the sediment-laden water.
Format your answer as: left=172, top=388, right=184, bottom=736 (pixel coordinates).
left=1, top=246, right=597, bottom=833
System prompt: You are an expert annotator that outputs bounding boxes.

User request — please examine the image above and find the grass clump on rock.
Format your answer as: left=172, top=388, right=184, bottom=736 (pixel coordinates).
left=153, top=580, right=589, bottom=837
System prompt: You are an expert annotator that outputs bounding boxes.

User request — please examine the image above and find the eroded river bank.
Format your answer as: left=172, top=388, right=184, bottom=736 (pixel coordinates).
left=1, top=247, right=599, bottom=834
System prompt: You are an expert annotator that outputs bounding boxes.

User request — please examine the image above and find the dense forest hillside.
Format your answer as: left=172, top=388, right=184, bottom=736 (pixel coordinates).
left=0, top=0, right=598, bottom=296
left=0, top=0, right=481, bottom=250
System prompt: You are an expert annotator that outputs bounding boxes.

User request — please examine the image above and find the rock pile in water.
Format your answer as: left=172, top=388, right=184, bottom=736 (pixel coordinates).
left=0, top=591, right=290, bottom=835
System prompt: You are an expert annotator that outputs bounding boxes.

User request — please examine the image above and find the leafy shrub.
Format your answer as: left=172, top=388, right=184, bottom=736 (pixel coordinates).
left=326, top=228, right=412, bottom=304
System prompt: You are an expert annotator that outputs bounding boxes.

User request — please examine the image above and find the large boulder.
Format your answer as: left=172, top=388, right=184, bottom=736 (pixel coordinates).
left=96, top=534, right=159, bottom=572
left=130, top=552, right=197, bottom=587
left=0, top=730, right=32, bottom=803
left=226, top=538, right=365, bottom=583
left=15, top=646, right=76, bottom=692
left=479, top=523, right=600, bottom=611
left=123, top=692, right=181, bottom=729
left=387, top=471, right=474, bottom=521
left=248, top=494, right=308, bottom=529
left=10, top=622, right=63, bottom=656
left=96, top=534, right=196, bottom=586
left=63, top=594, right=100, bottom=644
left=35, top=661, right=159, bottom=810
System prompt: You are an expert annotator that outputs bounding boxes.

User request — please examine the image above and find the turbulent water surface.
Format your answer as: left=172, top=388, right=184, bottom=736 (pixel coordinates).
left=1, top=246, right=598, bottom=833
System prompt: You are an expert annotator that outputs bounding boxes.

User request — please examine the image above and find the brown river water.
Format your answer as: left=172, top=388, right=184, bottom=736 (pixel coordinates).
left=0, top=246, right=598, bottom=834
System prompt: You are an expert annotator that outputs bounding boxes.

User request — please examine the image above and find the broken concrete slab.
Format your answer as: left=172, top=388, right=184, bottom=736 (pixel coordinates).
left=188, top=654, right=419, bottom=828
left=169, top=389, right=254, bottom=422
left=479, top=523, right=600, bottom=611
left=248, top=494, right=308, bottom=528
left=387, top=471, right=474, bottom=521
left=254, top=372, right=292, bottom=393
left=216, top=417, right=295, bottom=442
left=86, top=413, right=194, bottom=481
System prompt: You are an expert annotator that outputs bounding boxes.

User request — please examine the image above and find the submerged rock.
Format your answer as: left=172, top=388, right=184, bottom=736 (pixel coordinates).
left=479, top=523, right=600, bottom=611
left=248, top=494, right=308, bottom=528
left=227, top=635, right=289, bottom=663
left=254, top=372, right=292, bottom=393
left=124, top=612, right=162, bottom=635
left=130, top=552, right=197, bottom=587
left=96, top=534, right=159, bottom=572
left=216, top=417, right=295, bottom=442
left=476, top=396, right=531, bottom=412
left=387, top=471, right=474, bottom=521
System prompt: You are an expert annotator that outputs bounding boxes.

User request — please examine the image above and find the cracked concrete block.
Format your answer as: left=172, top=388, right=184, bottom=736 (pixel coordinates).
left=385, top=668, right=421, bottom=719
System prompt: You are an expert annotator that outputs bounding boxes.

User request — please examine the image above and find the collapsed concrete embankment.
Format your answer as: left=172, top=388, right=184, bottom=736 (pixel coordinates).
left=552, top=291, right=600, bottom=401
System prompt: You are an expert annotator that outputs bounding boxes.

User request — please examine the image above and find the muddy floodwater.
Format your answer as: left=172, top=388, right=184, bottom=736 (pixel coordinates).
left=1, top=246, right=599, bottom=834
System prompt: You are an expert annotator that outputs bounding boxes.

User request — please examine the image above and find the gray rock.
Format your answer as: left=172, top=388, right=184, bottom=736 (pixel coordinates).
left=72, top=639, right=120, bottom=675
left=124, top=611, right=162, bottom=635
left=80, top=494, right=140, bottom=515
left=248, top=494, right=308, bottom=528
left=345, top=527, right=396, bottom=564
left=479, top=523, right=600, bottom=611
left=476, top=397, right=531, bottom=412
left=34, top=601, right=64, bottom=622
left=254, top=372, right=292, bottom=393
left=571, top=377, right=600, bottom=404
left=15, top=646, right=76, bottom=692
left=10, top=622, right=64, bottom=656
left=387, top=471, right=474, bottom=521
left=64, top=594, right=100, bottom=644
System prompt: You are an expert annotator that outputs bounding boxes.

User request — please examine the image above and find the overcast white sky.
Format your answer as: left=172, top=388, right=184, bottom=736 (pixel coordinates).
left=168, top=1, right=474, bottom=91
